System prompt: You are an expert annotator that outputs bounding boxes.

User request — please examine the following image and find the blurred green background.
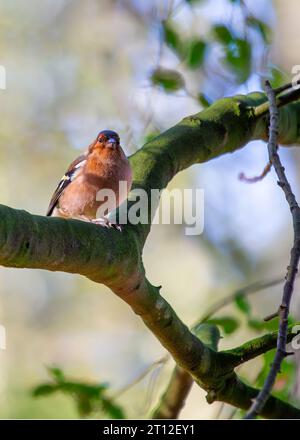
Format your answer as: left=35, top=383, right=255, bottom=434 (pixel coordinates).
left=0, top=0, right=300, bottom=419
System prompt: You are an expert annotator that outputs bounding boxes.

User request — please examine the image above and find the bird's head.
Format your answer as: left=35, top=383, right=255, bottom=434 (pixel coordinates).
left=90, top=130, right=121, bottom=152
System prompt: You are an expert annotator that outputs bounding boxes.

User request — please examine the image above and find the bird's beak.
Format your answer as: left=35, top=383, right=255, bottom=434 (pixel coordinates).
left=106, top=138, right=118, bottom=149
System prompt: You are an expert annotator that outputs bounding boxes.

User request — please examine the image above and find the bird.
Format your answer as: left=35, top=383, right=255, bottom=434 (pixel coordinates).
left=46, top=130, right=132, bottom=229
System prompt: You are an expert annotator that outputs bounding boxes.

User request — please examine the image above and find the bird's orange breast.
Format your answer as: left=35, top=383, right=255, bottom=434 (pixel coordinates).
left=58, top=146, right=132, bottom=219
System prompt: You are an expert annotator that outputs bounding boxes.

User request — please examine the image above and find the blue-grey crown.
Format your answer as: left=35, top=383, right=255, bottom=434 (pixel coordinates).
left=99, top=130, right=119, bottom=140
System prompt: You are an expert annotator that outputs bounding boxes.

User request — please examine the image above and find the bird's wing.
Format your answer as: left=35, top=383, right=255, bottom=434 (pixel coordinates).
left=46, top=153, right=87, bottom=216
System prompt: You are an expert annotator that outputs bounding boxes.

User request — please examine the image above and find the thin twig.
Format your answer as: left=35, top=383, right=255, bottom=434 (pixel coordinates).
left=254, top=84, right=300, bottom=118
left=245, top=80, right=300, bottom=419
left=273, top=78, right=300, bottom=95
left=264, top=310, right=279, bottom=322
left=196, top=277, right=284, bottom=325
left=112, top=355, right=169, bottom=399
left=239, top=161, right=272, bottom=184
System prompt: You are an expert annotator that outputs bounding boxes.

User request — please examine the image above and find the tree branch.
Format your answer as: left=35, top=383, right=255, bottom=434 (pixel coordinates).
left=1, top=86, right=300, bottom=418
left=154, top=276, right=286, bottom=418
left=153, top=324, right=220, bottom=419
left=153, top=366, right=193, bottom=419
left=222, top=323, right=300, bottom=368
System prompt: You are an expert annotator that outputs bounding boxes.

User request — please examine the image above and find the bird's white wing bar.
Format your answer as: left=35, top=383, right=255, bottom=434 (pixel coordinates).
left=46, top=157, right=87, bottom=216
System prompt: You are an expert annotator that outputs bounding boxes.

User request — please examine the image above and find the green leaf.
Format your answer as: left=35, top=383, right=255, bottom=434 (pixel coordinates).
left=151, top=68, right=185, bottom=92
left=60, top=381, right=108, bottom=397
left=288, top=315, right=296, bottom=326
left=163, top=22, right=181, bottom=54
left=208, top=317, right=240, bottom=335
left=32, top=367, right=125, bottom=419
left=186, top=39, right=207, bottom=69
left=213, top=25, right=233, bottom=44
left=263, top=317, right=280, bottom=332
left=246, top=16, right=271, bottom=44
left=77, top=394, right=93, bottom=417
left=32, top=383, right=57, bottom=397
left=247, top=319, right=266, bottom=331
left=234, top=293, right=251, bottom=315
left=101, top=398, right=125, bottom=419
left=268, top=66, right=289, bottom=89
left=193, top=323, right=221, bottom=350
left=225, top=38, right=252, bottom=83
left=47, top=366, right=65, bottom=382
left=197, top=93, right=212, bottom=108
left=214, top=28, right=252, bottom=83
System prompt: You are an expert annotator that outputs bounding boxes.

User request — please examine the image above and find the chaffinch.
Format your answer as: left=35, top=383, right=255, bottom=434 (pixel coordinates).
left=47, top=130, right=132, bottom=229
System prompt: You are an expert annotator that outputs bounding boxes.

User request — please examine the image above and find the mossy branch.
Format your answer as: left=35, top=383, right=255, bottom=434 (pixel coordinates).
left=1, top=86, right=300, bottom=418
left=221, top=323, right=300, bottom=368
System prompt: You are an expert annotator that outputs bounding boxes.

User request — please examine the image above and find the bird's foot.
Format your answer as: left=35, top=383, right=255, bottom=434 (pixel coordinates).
left=91, top=217, right=122, bottom=231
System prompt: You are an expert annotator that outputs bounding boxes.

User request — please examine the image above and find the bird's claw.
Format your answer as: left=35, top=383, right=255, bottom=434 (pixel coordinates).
left=91, top=217, right=122, bottom=231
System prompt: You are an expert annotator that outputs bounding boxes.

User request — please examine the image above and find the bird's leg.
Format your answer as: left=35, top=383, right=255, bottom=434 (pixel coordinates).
left=91, top=217, right=122, bottom=231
